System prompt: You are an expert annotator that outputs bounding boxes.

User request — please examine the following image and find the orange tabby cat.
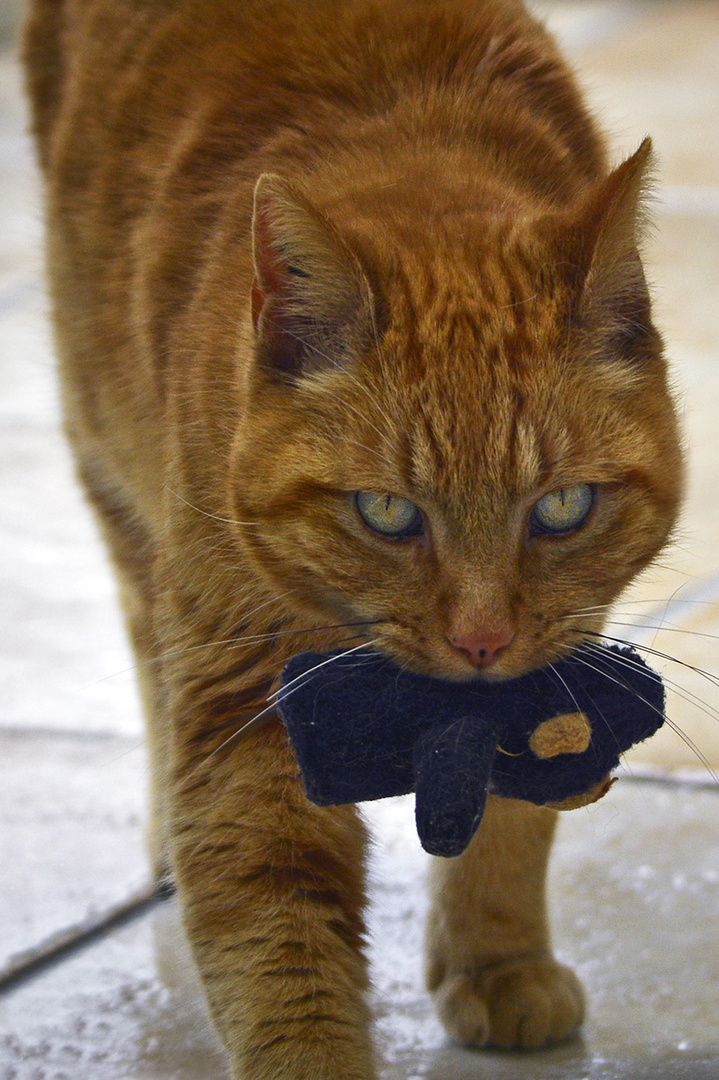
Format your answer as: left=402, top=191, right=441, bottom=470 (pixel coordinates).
left=23, top=0, right=683, bottom=1076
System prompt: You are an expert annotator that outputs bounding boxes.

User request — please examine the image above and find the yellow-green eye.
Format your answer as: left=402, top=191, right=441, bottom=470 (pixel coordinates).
left=355, top=490, right=423, bottom=539
left=530, top=484, right=594, bottom=536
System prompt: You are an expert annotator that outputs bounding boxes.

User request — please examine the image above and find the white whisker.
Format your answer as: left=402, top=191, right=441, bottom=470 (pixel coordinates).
left=580, top=629, right=719, bottom=693
left=78, top=618, right=382, bottom=690
left=545, top=661, right=585, bottom=719
left=593, top=618, right=719, bottom=647
left=267, top=640, right=380, bottom=702
left=580, top=639, right=719, bottom=727
left=203, top=639, right=380, bottom=762
left=571, top=649, right=719, bottom=786
left=165, top=484, right=259, bottom=527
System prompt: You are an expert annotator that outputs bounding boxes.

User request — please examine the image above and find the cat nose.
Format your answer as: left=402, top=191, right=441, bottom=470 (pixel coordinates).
left=449, top=627, right=515, bottom=668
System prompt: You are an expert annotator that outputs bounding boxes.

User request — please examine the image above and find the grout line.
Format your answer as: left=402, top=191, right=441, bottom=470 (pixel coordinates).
left=0, top=881, right=176, bottom=996
left=618, top=764, right=719, bottom=793
left=0, top=774, right=713, bottom=995
left=0, top=723, right=144, bottom=744
left=0, top=770, right=714, bottom=996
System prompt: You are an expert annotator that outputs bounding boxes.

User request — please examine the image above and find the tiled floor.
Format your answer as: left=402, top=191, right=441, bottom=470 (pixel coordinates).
left=1, top=2, right=718, bottom=1078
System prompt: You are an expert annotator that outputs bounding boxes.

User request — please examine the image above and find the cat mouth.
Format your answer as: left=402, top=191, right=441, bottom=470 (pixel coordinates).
left=363, top=623, right=524, bottom=684
left=362, top=618, right=590, bottom=686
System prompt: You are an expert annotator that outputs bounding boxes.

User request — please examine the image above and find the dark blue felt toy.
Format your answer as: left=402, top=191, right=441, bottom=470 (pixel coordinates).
left=276, top=644, right=664, bottom=857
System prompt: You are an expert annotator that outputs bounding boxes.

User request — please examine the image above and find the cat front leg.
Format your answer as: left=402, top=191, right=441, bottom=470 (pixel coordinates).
left=425, top=794, right=584, bottom=1050
left=167, top=712, right=376, bottom=1080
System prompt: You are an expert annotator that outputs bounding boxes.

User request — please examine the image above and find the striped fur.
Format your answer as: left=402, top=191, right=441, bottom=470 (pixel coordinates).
left=23, top=1, right=682, bottom=1076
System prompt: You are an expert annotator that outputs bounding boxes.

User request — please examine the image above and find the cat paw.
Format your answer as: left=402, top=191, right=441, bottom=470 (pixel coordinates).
left=430, top=954, right=584, bottom=1050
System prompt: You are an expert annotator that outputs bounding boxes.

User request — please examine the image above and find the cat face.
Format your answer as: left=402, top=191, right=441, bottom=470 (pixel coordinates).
left=230, top=150, right=683, bottom=682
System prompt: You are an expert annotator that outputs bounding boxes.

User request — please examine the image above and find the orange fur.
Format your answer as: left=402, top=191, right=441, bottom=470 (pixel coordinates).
left=23, top=1, right=683, bottom=1076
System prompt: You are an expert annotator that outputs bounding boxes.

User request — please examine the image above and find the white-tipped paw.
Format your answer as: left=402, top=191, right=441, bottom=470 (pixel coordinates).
left=431, top=954, right=584, bottom=1050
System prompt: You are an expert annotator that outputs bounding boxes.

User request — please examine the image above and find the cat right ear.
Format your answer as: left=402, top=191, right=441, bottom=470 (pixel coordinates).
left=250, top=174, right=375, bottom=382
left=565, top=140, right=658, bottom=361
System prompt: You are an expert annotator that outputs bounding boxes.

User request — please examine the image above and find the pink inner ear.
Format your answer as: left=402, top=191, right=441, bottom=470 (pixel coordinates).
left=251, top=198, right=290, bottom=331
left=250, top=277, right=266, bottom=331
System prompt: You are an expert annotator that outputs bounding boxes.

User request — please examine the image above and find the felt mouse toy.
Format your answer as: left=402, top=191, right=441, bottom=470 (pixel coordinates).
left=276, top=643, right=664, bottom=857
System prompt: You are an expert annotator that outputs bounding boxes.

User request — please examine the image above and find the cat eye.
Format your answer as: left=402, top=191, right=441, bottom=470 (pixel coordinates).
left=355, top=491, right=423, bottom=539
left=530, top=484, right=594, bottom=536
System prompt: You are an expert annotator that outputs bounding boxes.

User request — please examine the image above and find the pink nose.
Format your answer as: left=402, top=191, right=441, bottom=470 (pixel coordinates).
left=450, top=628, right=515, bottom=668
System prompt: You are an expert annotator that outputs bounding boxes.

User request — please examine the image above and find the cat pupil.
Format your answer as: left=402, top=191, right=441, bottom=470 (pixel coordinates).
left=355, top=491, right=422, bottom=538
left=531, top=484, right=594, bottom=535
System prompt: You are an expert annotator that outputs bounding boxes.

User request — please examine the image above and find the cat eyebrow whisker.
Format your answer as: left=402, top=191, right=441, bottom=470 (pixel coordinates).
left=164, top=484, right=260, bottom=527
left=321, top=382, right=394, bottom=450
left=261, top=315, right=400, bottom=450
left=340, top=367, right=403, bottom=447
left=499, top=289, right=540, bottom=310
left=339, top=436, right=395, bottom=470
left=363, top=276, right=391, bottom=392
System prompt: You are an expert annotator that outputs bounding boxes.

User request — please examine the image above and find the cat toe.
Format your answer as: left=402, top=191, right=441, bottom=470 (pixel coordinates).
left=432, top=972, right=492, bottom=1046
left=431, top=954, right=585, bottom=1050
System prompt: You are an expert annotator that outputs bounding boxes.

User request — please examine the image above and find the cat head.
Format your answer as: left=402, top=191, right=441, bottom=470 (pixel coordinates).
left=229, top=140, right=683, bottom=682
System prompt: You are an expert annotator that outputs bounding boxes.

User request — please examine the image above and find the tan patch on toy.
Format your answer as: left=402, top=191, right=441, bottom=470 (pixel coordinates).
left=529, top=712, right=592, bottom=759
left=545, top=775, right=616, bottom=811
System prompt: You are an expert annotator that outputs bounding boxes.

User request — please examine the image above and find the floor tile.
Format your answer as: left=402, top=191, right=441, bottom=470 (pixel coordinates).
left=0, top=2, right=22, bottom=51
left=0, top=51, right=44, bottom=282
left=0, top=414, right=142, bottom=737
left=0, top=902, right=230, bottom=1080
left=0, top=729, right=149, bottom=980
left=0, top=50, right=143, bottom=739
left=1, top=783, right=717, bottom=1079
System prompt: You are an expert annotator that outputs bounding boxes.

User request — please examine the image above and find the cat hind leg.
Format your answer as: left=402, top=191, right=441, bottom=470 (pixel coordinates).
left=425, top=795, right=585, bottom=1050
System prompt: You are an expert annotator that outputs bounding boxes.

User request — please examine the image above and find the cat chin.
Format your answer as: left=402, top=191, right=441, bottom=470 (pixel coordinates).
left=376, top=642, right=535, bottom=685
left=378, top=635, right=579, bottom=686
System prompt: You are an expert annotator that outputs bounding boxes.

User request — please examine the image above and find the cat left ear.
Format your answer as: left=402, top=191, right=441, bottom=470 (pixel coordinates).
left=569, top=139, right=657, bottom=359
left=251, top=173, right=375, bottom=382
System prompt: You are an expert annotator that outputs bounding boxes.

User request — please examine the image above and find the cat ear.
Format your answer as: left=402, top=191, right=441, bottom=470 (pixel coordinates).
left=251, top=173, right=374, bottom=381
left=568, top=139, right=657, bottom=359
